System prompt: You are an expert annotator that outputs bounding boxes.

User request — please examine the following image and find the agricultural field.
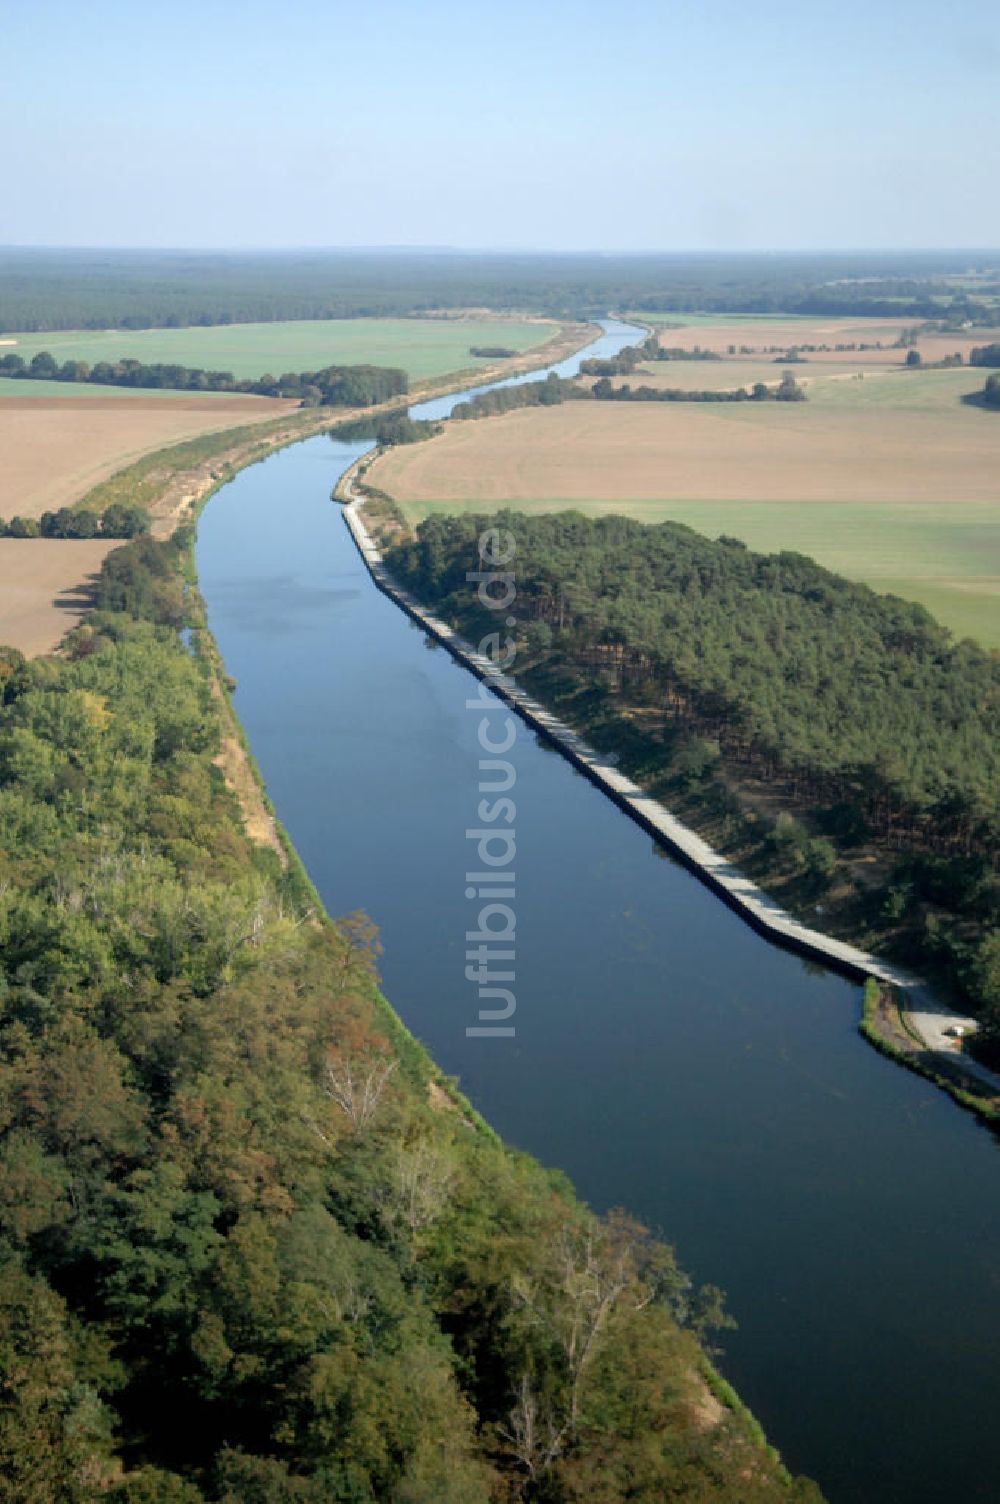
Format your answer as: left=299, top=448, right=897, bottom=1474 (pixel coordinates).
left=631, top=311, right=1000, bottom=368
left=368, top=350, right=1000, bottom=647
left=0, top=315, right=560, bottom=383
left=0, top=394, right=294, bottom=520
left=0, top=538, right=119, bottom=655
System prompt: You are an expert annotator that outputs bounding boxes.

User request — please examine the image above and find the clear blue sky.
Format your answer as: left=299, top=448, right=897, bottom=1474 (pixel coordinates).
left=4, top=0, right=998, bottom=250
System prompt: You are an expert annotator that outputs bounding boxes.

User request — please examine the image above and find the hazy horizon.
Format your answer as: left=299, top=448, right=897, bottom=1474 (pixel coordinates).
left=4, top=244, right=1000, bottom=257
left=5, top=0, right=999, bottom=252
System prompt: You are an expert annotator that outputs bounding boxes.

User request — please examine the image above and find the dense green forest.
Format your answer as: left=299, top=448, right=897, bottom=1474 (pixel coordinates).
left=0, top=531, right=823, bottom=1500
left=386, top=514, right=1000, bottom=1046
left=450, top=369, right=804, bottom=419
left=1, top=248, right=998, bottom=329
left=0, top=350, right=406, bottom=408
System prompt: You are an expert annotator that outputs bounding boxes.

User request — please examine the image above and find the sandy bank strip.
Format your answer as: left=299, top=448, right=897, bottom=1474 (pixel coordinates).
left=338, top=475, right=995, bottom=1087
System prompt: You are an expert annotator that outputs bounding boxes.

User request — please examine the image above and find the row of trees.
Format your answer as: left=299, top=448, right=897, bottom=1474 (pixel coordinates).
left=969, top=343, right=1000, bottom=366
left=580, top=336, right=722, bottom=377
left=0, top=502, right=149, bottom=539
left=0, top=532, right=822, bottom=1500
left=451, top=368, right=806, bottom=419
left=591, top=371, right=807, bottom=402
left=386, top=512, right=999, bottom=1033
left=0, top=350, right=407, bottom=407
left=903, top=349, right=964, bottom=368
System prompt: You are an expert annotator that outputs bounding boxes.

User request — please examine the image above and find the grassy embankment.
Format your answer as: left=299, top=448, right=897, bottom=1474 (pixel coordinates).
left=859, top=981, right=1000, bottom=1121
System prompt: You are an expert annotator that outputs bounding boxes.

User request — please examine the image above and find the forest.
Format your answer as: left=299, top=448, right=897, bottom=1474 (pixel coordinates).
left=386, top=513, right=1000, bottom=1044
left=0, top=351, right=407, bottom=408
left=1, top=247, right=997, bottom=330
left=0, top=531, right=824, bottom=1501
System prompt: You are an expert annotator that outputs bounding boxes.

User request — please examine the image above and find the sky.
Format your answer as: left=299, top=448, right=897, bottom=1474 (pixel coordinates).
left=3, top=0, right=999, bottom=252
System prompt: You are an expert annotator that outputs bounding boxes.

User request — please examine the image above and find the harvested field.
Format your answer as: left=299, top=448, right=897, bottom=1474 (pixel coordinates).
left=633, top=312, right=1000, bottom=368
left=374, top=392, right=1000, bottom=506
left=0, top=394, right=293, bottom=519
left=0, top=539, right=118, bottom=655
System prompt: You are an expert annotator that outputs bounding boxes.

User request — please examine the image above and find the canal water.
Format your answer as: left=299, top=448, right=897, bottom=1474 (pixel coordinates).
left=196, top=324, right=1000, bottom=1503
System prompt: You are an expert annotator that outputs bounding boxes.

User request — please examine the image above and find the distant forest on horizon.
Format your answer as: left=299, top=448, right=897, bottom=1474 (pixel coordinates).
left=2, top=247, right=1000, bottom=330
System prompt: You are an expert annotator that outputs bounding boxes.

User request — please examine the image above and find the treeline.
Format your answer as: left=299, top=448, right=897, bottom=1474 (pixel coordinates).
left=591, top=371, right=806, bottom=403
left=0, top=531, right=824, bottom=1500
left=451, top=368, right=805, bottom=419
left=386, top=513, right=999, bottom=1039
left=0, top=502, right=149, bottom=539
left=970, top=343, right=1000, bottom=366
left=469, top=344, right=516, bottom=357
left=1, top=246, right=996, bottom=328
left=580, top=335, right=721, bottom=377
left=657, top=344, right=723, bottom=360
left=451, top=371, right=581, bottom=418
left=0, top=350, right=407, bottom=407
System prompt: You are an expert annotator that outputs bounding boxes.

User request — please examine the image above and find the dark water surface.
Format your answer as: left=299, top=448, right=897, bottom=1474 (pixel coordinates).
left=196, top=326, right=1000, bottom=1504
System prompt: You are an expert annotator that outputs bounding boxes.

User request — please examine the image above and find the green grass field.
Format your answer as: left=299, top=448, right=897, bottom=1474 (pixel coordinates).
left=399, top=493, right=999, bottom=647
left=0, top=317, right=559, bottom=383
left=808, top=367, right=984, bottom=410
